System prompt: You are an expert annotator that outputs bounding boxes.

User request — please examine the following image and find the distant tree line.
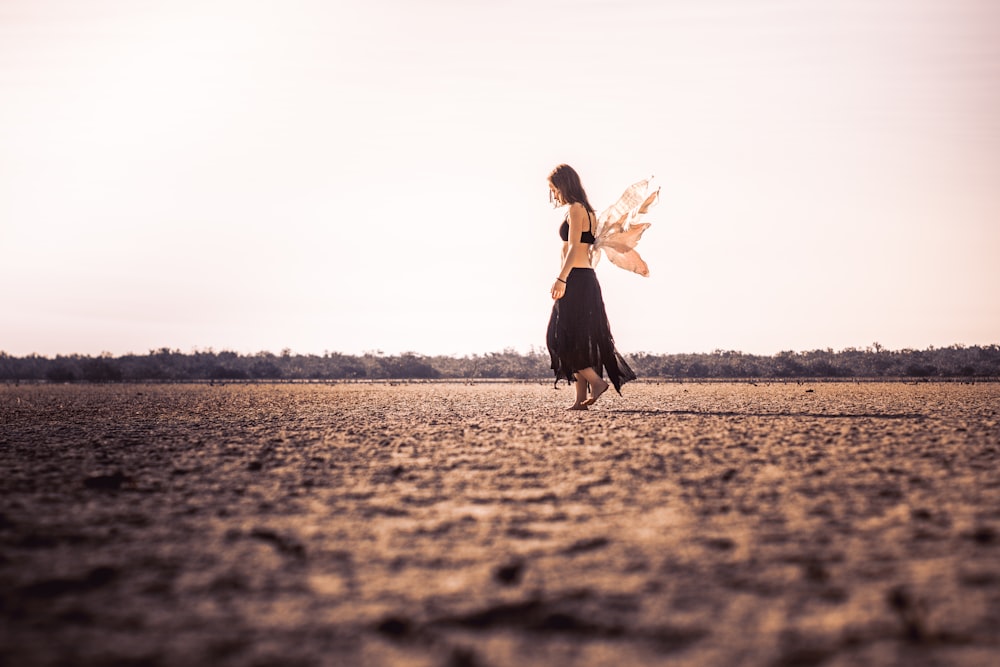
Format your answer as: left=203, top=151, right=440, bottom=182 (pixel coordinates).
left=1, top=344, right=997, bottom=383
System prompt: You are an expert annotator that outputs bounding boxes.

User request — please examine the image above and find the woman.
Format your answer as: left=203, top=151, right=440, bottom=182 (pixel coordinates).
left=546, top=164, right=636, bottom=410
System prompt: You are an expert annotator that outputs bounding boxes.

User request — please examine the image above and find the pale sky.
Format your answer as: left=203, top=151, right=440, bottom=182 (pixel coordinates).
left=2, top=0, right=998, bottom=358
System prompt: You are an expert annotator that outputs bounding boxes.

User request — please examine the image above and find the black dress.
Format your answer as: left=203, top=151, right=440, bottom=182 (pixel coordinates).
left=546, top=212, right=637, bottom=393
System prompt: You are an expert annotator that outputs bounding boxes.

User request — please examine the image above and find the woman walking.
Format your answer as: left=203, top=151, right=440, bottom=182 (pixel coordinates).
left=546, top=164, right=637, bottom=410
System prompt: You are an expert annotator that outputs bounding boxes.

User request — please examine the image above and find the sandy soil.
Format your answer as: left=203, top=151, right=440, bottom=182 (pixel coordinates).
left=1, top=381, right=998, bottom=667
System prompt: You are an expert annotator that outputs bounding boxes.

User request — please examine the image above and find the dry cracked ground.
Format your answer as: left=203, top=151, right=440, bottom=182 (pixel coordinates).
left=1, top=381, right=998, bottom=667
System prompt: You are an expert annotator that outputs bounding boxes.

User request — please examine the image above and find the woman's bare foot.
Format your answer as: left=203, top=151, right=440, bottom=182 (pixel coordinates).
left=582, top=380, right=609, bottom=406
left=566, top=403, right=589, bottom=411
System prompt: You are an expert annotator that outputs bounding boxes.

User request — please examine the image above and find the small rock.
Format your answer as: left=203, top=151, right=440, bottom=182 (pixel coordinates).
left=83, top=471, right=129, bottom=491
left=971, top=526, right=996, bottom=545
left=249, top=528, right=306, bottom=559
left=447, top=646, right=481, bottom=667
left=494, top=560, right=524, bottom=586
left=562, top=537, right=610, bottom=555
left=705, top=537, right=735, bottom=551
left=375, top=615, right=412, bottom=638
left=803, top=560, right=829, bottom=583
left=886, top=584, right=925, bottom=641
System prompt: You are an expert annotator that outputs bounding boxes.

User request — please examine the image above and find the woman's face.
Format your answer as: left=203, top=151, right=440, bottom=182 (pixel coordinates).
left=548, top=183, right=564, bottom=206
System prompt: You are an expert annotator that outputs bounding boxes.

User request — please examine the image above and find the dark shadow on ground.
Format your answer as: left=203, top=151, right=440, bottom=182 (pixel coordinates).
left=608, top=409, right=926, bottom=420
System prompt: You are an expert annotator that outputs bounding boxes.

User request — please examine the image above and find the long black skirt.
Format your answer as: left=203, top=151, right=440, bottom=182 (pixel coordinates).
left=546, top=267, right=636, bottom=393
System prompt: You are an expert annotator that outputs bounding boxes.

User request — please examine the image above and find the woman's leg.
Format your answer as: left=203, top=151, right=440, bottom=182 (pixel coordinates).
left=568, top=373, right=589, bottom=410
left=578, top=367, right=609, bottom=406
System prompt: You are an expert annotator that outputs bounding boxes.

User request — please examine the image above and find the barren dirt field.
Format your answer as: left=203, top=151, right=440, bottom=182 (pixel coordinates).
left=1, top=381, right=998, bottom=667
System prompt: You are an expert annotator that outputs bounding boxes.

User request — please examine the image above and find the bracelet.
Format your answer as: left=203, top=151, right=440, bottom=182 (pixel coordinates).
left=556, top=277, right=566, bottom=284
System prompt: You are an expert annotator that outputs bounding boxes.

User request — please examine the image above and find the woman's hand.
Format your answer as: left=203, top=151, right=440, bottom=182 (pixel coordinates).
left=551, top=279, right=566, bottom=300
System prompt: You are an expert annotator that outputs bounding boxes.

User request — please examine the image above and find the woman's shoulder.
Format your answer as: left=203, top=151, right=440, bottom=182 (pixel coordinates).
left=567, top=202, right=593, bottom=221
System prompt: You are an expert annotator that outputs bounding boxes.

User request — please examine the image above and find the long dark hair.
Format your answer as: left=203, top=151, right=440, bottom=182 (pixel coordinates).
left=548, top=164, right=595, bottom=213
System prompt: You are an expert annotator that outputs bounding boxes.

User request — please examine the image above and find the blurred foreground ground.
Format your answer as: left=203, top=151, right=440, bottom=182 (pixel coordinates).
left=1, top=382, right=998, bottom=666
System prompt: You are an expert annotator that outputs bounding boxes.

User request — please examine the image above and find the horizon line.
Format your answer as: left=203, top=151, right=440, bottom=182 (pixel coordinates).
left=3, top=342, right=999, bottom=360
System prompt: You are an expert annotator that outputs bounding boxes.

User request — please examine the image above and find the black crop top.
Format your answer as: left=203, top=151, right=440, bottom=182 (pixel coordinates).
left=559, top=208, right=596, bottom=244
